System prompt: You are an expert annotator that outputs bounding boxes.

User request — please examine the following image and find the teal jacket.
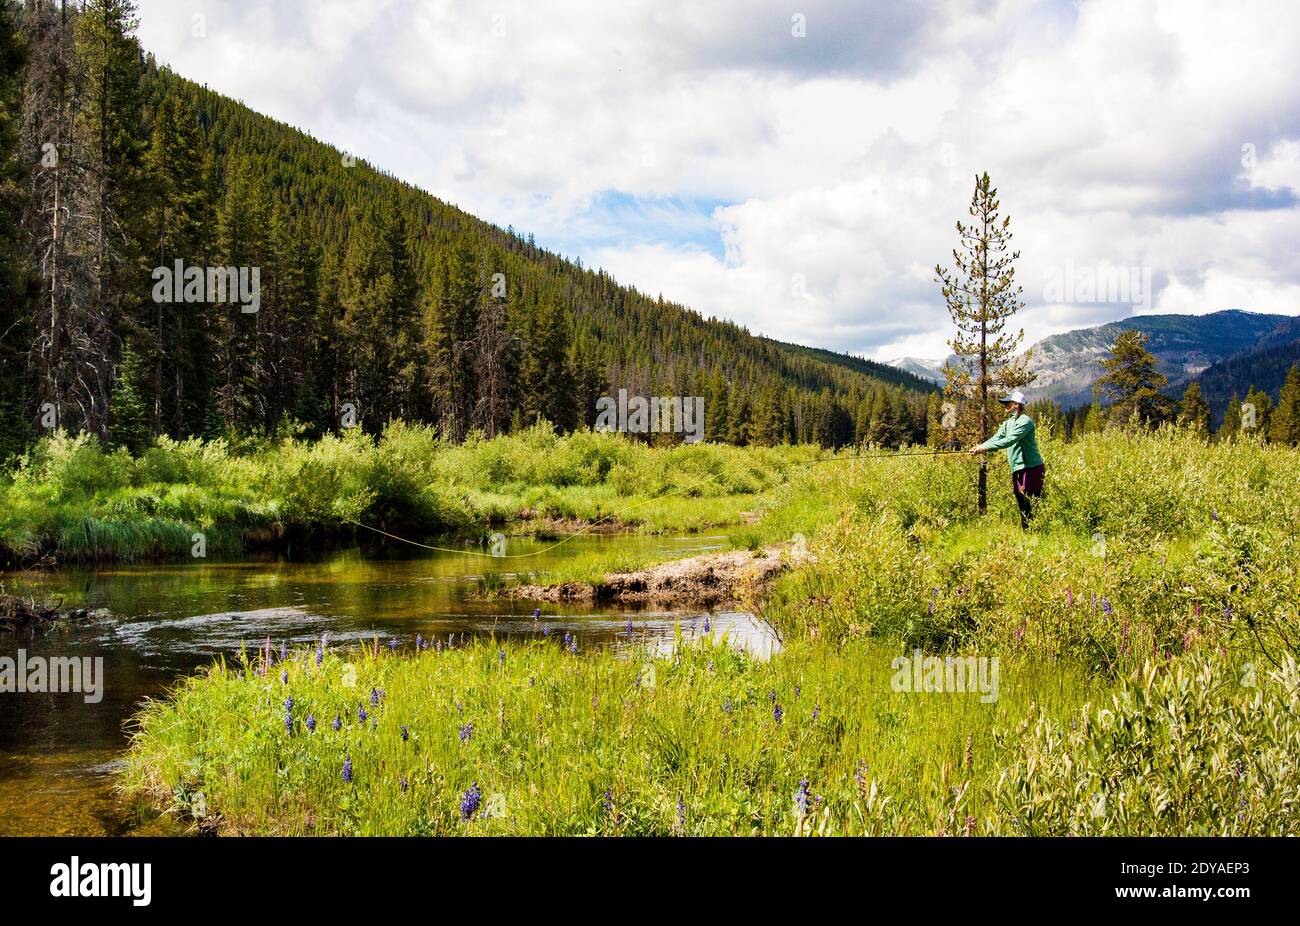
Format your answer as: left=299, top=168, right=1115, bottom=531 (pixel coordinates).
left=977, top=412, right=1044, bottom=472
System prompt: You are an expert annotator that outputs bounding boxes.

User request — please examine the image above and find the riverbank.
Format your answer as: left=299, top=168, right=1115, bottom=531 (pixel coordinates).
left=506, top=544, right=799, bottom=606
left=0, top=425, right=822, bottom=565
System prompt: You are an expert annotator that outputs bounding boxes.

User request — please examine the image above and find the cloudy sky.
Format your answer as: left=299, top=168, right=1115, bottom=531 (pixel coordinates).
left=136, top=0, right=1300, bottom=360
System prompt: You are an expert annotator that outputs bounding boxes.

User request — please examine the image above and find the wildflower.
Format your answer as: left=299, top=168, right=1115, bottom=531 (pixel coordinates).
left=281, top=669, right=288, bottom=685
left=306, top=714, right=316, bottom=734
left=703, top=616, right=711, bottom=633
left=529, top=676, right=535, bottom=687
left=773, top=703, right=784, bottom=725
left=795, top=778, right=811, bottom=815
left=1224, top=605, right=1232, bottom=620
left=1194, top=602, right=1203, bottom=617
left=388, top=639, right=398, bottom=652
left=284, top=711, right=294, bottom=735
left=285, top=695, right=294, bottom=713
left=370, top=687, right=380, bottom=708
left=460, top=782, right=482, bottom=819
left=533, top=607, right=541, bottom=620
left=570, top=638, right=578, bottom=655
left=723, top=697, right=732, bottom=714
left=459, top=722, right=474, bottom=742
left=811, top=704, right=820, bottom=723
left=603, top=790, right=614, bottom=814
left=332, top=715, right=342, bottom=732
left=358, top=705, right=368, bottom=724
left=437, top=640, right=443, bottom=652
left=400, top=776, right=409, bottom=794
left=1014, top=622, right=1025, bottom=644
left=674, top=793, right=686, bottom=835
left=400, top=725, right=409, bottom=742
left=416, top=634, right=423, bottom=650
left=563, top=631, right=572, bottom=649
left=708, top=659, right=714, bottom=672
left=315, top=639, right=324, bottom=667
left=626, top=618, right=633, bottom=634
left=795, top=685, right=801, bottom=699
left=965, top=815, right=976, bottom=836
left=542, top=627, right=550, bottom=636
left=342, top=755, right=353, bottom=783
left=855, top=761, right=868, bottom=791
left=769, top=689, right=776, bottom=704
left=280, top=641, right=287, bottom=663
left=1102, top=597, right=1113, bottom=615
left=1212, top=509, right=1219, bottom=522
left=498, top=649, right=505, bottom=666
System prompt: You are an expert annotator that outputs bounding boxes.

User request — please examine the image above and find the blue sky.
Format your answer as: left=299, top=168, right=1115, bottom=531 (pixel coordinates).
left=137, top=0, right=1300, bottom=359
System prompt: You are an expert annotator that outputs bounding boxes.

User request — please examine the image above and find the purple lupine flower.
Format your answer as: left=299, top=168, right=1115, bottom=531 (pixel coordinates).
left=280, top=641, right=287, bottom=663
left=769, top=689, right=776, bottom=704
left=400, top=776, right=409, bottom=793
left=416, top=634, right=423, bottom=651
left=400, top=725, right=409, bottom=742
left=626, top=618, right=633, bottom=634
left=773, top=703, right=784, bottom=725
left=358, top=704, right=368, bottom=724
left=1224, top=605, right=1232, bottom=620
left=459, top=722, right=474, bottom=742
left=460, top=782, right=482, bottom=819
left=602, top=790, right=614, bottom=814
left=332, top=715, right=342, bottom=732
left=1101, top=597, right=1113, bottom=616
left=723, top=697, right=732, bottom=714
left=563, top=631, right=572, bottom=649
left=499, top=649, right=505, bottom=666
left=370, top=687, right=380, bottom=708
left=811, top=704, right=820, bottom=723
left=388, top=639, right=398, bottom=652
left=533, top=607, right=541, bottom=620
left=315, top=639, right=324, bottom=667
left=855, top=761, right=869, bottom=790
left=795, top=778, right=811, bottom=815
left=708, top=659, right=715, bottom=672
left=342, top=755, right=353, bottom=783
left=703, top=616, right=710, bottom=633
left=284, top=711, right=294, bottom=735
left=542, top=627, right=550, bottom=637
left=281, top=669, right=288, bottom=685
left=436, top=640, right=443, bottom=652
left=529, top=676, right=535, bottom=687
left=1212, top=509, right=1219, bottom=521
left=795, top=685, right=801, bottom=699
left=675, top=793, right=686, bottom=835
left=306, top=714, right=316, bottom=734
left=570, top=638, right=578, bottom=655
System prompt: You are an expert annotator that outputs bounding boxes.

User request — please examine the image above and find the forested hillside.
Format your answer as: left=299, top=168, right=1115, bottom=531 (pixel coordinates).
left=0, top=0, right=933, bottom=462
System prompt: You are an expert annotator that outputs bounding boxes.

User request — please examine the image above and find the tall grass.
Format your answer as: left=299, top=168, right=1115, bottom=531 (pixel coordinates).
left=0, top=424, right=819, bottom=562
left=121, top=635, right=1297, bottom=836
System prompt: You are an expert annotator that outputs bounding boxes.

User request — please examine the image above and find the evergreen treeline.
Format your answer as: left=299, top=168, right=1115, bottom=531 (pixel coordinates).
left=0, top=0, right=937, bottom=461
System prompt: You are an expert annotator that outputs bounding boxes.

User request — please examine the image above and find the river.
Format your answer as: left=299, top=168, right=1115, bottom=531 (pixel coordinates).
left=0, top=532, right=777, bottom=835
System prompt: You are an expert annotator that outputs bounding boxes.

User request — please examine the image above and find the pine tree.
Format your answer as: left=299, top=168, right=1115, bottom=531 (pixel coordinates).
left=77, top=0, right=146, bottom=443
left=1241, top=385, right=1272, bottom=439
left=1219, top=393, right=1242, bottom=439
left=1094, top=330, right=1172, bottom=428
left=0, top=0, right=32, bottom=460
left=1267, top=365, right=1300, bottom=446
left=935, top=172, right=1032, bottom=512
left=1177, top=381, right=1211, bottom=434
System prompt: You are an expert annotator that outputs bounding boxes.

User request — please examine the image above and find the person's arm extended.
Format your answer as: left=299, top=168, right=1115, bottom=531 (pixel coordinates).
left=977, top=416, right=1030, bottom=451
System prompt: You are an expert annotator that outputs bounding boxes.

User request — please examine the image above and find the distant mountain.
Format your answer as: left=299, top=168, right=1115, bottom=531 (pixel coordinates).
left=771, top=342, right=938, bottom=391
left=1188, top=316, right=1300, bottom=424
left=885, top=357, right=946, bottom=384
left=1024, top=310, right=1289, bottom=409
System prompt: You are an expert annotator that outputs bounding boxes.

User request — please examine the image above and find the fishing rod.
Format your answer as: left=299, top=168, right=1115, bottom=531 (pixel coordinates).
left=342, top=446, right=976, bottom=559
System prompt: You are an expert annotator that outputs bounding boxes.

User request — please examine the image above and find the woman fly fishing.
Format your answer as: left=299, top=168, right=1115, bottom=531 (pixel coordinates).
left=969, top=389, right=1045, bottom=528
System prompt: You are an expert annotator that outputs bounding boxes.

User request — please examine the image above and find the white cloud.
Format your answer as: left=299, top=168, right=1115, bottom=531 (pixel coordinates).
left=137, top=0, right=1300, bottom=360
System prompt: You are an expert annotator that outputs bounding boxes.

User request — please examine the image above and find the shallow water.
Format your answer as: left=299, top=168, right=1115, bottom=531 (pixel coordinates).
left=0, top=532, right=777, bottom=835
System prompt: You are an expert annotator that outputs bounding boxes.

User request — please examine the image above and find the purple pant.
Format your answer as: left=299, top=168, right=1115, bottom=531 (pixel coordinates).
left=1012, top=464, right=1045, bottom=527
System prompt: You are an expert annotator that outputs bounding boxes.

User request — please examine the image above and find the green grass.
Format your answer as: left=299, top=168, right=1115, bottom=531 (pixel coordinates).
left=0, top=424, right=823, bottom=562
left=120, top=635, right=1297, bottom=836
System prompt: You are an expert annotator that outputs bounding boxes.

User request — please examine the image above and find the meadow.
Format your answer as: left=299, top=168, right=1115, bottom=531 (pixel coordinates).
left=114, top=424, right=1300, bottom=835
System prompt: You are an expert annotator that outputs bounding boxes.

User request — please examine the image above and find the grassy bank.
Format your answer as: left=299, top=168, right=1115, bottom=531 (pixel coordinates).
left=121, top=635, right=1297, bottom=835
left=0, top=424, right=818, bottom=563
